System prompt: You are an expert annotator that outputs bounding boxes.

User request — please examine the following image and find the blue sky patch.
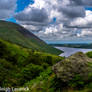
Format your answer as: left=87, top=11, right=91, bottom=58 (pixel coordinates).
left=16, top=0, right=34, bottom=12
left=6, top=17, right=17, bottom=23
left=85, top=7, right=92, bottom=11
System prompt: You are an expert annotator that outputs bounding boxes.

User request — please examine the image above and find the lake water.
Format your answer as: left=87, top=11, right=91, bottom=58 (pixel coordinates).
left=56, top=47, right=92, bottom=57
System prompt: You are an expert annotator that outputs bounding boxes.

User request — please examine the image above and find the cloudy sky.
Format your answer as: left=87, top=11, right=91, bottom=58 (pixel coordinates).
left=1, top=0, right=92, bottom=43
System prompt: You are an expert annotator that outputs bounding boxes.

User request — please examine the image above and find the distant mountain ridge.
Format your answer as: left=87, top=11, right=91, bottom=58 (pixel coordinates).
left=50, top=43, right=92, bottom=49
left=0, top=20, right=62, bottom=55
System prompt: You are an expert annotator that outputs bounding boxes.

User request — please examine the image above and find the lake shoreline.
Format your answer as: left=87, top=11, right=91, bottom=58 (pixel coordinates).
left=55, top=47, right=92, bottom=57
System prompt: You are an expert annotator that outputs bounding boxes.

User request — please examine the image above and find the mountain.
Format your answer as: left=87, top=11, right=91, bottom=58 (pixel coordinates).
left=0, top=20, right=62, bottom=55
left=50, top=43, right=92, bottom=49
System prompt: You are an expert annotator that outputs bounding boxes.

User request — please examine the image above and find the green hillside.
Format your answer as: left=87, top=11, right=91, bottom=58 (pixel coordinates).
left=0, top=38, right=64, bottom=87
left=0, top=20, right=62, bottom=55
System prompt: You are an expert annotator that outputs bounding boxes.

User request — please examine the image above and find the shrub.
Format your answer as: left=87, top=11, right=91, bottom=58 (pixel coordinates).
left=86, top=51, right=92, bottom=58
left=0, top=59, right=17, bottom=87
left=20, top=64, right=44, bottom=85
left=27, top=51, right=64, bottom=66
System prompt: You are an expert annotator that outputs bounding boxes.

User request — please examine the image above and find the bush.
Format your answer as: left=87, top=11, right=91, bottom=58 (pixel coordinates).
left=86, top=51, right=92, bottom=58
left=0, top=59, right=17, bottom=87
left=20, top=64, right=44, bottom=85
left=27, top=51, right=64, bottom=66
left=69, top=74, right=85, bottom=89
left=24, top=67, right=54, bottom=92
left=0, top=39, right=29, bottom=65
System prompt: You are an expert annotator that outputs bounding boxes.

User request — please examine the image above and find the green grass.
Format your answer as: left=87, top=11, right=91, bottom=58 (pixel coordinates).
left=0, top=20, right=62, bottom=55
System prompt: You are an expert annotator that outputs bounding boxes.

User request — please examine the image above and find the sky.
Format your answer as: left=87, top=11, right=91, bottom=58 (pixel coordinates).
left=0, top=0, right=92, bottom=43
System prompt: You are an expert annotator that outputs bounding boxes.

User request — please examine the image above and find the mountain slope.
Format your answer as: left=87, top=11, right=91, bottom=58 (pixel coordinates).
left=0, top=20, right=62, bottom=55
left=0, top=38, right=64, bottom=87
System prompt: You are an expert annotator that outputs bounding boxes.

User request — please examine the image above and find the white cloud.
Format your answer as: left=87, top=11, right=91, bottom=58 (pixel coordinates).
left=15, top=0, right=92, bottom=42
left=77, top=29, right=92, bottom=37
left=70, top=10, right=92, bottom=28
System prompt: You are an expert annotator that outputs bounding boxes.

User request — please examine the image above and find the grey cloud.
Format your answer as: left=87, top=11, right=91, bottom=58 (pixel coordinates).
left=59, top=6, right=85, bottom=18
left=0, top=0, right=16, bottom=19
left=15, top=8, right=48, bottom=24
left=81, top=0, right=92, bottom=6
left=0, top=0, right=16, bottom=9
left=21, top=21, right=48, bottom=26
left=64, top=25, right=92, bottom=29
left=70, top=0, right=83, bottom=6
left=15, top=8, right=49, bottom=32
left=69, top=0, right=92, bottom=6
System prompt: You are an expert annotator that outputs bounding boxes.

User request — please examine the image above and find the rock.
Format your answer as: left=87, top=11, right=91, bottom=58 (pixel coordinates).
left=52, top=52, right=92, bottom=82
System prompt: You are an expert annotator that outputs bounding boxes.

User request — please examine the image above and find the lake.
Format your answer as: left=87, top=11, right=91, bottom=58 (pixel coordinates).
left=56, top=47, right=92, bottom=57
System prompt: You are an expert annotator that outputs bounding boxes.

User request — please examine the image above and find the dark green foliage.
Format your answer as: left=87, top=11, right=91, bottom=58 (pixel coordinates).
left=0, top=59, right=9, bottom=86
left=0, top=59, right=19, bottom=87
left=25, top=67, right=68, bottom=92
left=0, top=41, right=9, bottom=58
left=86, top=51, right=92, bottom=58
left=26, top=51, right=64, bottom=66
left=0, top=39, right=63, bottom=87
left=69, top=74, right=85, bottom=89
left=20, top=64, right=44, bottom=85
left=0, top=39, right=29, bottom=65
left=24, top=67, right=54, bottom=92
left=87, top=62, right=92, bottom=82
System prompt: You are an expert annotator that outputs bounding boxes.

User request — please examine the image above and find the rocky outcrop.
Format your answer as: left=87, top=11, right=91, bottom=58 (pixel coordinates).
left=52, top=52, right=92, bottom=82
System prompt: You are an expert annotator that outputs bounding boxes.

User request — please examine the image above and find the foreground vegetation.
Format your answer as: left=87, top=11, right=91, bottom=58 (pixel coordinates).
left=0, top=39, right=64, bottom=87
left=0, top=38, right=92, bottom=92
left=24, top=52, right=92, bottom=92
